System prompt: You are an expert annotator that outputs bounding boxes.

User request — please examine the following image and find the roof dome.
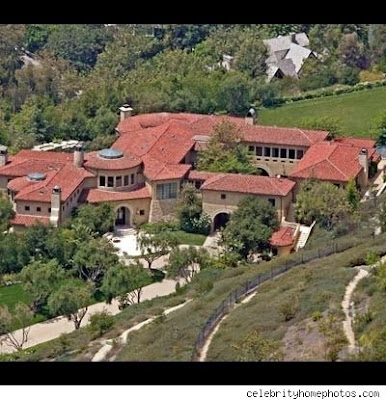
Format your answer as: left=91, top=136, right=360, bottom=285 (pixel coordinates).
left=27, top=172, right=46, bottom=181
left=98, top=148, right=124, bottom=159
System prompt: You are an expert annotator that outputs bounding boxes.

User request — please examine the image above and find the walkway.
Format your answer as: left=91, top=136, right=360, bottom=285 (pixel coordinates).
left=92, top=299, right=192, bottom=362
left=0, top=278, right=181, bottom=355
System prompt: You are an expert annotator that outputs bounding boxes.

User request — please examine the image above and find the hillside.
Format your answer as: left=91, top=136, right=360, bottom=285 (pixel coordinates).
left=259, top=86, right=386, bottom=138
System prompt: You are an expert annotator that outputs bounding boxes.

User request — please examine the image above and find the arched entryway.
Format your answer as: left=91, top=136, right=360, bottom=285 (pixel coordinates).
left=115, top=206, right=131, bottom=227
left=255, top=164, right=272, bottom=177
left=257, top=168, right=270, bottom=176
left=213, top=212, right=230, bottom=231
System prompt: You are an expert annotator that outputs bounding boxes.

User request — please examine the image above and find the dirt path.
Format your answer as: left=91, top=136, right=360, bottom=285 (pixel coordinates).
left=198, top=291, right=256, bottom=362
left=341, top=267, right=369, bottom=352
left=92, top=299, right=192, bottom=362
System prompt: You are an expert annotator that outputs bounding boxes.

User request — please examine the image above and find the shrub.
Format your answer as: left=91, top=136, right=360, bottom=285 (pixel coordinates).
left=312, top=311, right=323, bottom=321
left=88, top=311, right=114, bottom=337
left=365, top=251, right=381, bottom=266
left=279, top=301, right=297, bottom=322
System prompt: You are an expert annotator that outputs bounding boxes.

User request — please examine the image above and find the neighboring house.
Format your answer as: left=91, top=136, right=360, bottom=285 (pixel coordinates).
left=263, top=32, right=316, bottom=82
left=0, top=107, right=379, bottom=251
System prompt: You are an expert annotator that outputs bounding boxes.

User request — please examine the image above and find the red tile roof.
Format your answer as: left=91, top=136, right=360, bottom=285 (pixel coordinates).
left=270, top=227, right=296, bottom=247
left=84, top=151, right=142, bottom=171
left=11, top=214, right=51, bottom=227
left=7, top=176, right=39, bottom=192
left=201, top=173, right=295, bottom=196
left=14, top=164, right=94, bottom=203
left=142, top=155, right=191, bottom=181
left=188, top=170, right=220, bottom=181
left=82, top=185, right=151, bottom=203
left=289, top=140, right=377, bottom=182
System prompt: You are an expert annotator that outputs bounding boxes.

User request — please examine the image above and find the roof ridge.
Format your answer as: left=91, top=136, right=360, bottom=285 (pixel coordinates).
left=326, top=157, right=349, bottom=180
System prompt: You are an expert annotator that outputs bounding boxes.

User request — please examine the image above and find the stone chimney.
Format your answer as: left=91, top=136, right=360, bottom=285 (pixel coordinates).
left=74, top=142, right=84, bottom=168
left=358, top=148, right=369, bottom=186
left=245, top=107, right=257, bottom=126
left=119, top=104, right=133, bottom=122
left=50, top=185, right=62, bottom=227
left=0, top=145, right=8, bottom=167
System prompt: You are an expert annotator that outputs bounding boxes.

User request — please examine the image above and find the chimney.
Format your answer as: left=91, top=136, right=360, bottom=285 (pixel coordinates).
left=119, top=104, right=133, bottom=121
left=50, top=185, right=62, bottom=227
left=245, top=107, right=257, bottom=126
left=74, top=142, right=84, bottom=168
left=0, top=145, right=8, bottom=167
left=358, top=148, right=369, bottom=186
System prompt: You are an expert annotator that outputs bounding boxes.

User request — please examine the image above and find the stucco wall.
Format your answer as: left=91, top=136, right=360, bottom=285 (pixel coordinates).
left=87, top=166, right=142, bottom=191
left=111, top=198, right=151, bottom=227
left=202, top=189, right=292, bottom=223
left=16, top=200, right=51, bottom=217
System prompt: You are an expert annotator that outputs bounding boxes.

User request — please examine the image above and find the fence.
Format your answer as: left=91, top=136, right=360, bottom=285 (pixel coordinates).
left=190, top=234, right=371, bottom=361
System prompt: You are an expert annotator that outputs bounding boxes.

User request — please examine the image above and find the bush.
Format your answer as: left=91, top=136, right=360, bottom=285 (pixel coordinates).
left=365, top=251, right=381, bottom=266
left=141, top=221, right=179, bottom=234
left=312, top=311, right=323, bottom=321
left=279, top=301, right=297, bottom=321
left=88, top=311, right=114, bottom=337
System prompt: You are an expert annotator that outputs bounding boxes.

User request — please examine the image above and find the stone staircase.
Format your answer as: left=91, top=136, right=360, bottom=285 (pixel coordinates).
left=295, top=221, right=316, bottom=251
left=114, top=226, right=137, bottom=236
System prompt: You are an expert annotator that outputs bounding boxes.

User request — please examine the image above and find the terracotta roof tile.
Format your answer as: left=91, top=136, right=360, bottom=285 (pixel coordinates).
left=11, top=214, right=51, bottom=227
left=289, top=140, right=376, bottom=182
left=270, top=226, right=296, bottom=247
left=82, top=185, right=151, bottom=203
left=142, top=155, right=191, bottom=181
left=188, top=170, right=220, bottom=181
left=201, top=173, right=295, bottom=196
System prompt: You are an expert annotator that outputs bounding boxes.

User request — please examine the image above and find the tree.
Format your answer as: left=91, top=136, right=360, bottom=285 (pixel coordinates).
left=373, top=111, right=386, bottom=146
left=74, top=202, right=116, bottom=236
left=20, top=259, right=66, bottom=313
left=379, top=203, right=386, bottom=233
left=221, top=196, right=279, bottom=260
left=0, top=303, right=34, bottom=351
left=167, top=246, right=210, bottom=282
left=369, top=25, right=386, bottom=65
left=338, top=33, right=368, bottom=70
left=101, top=262, right=152, bottom=309
left=45, top=25, right=111, bottom=72
left=0, top=197, right=14, bottom=231
left=0, top=232, right=28, bottom=274
left=73, top=237, right=120, bottom=286
left=217, top=72, right=253, bottom=115
left=232, top=329, right=283, bottom=361
left=346, top=178, right=361, bottom=211
left=233, top=38, right=267, bottom=79
left=137, top=231, right=180, bottom=270
left=177, top=183, right=210, bottom=234
left=197, top=120, right=256, bottom=174
left=88, top=311, right=114, bottom=337
left=48, top=279, right=93, bottom=330
left=295, top=180, right=350, bottom=230
left=299, top=116, right=342, bottom=140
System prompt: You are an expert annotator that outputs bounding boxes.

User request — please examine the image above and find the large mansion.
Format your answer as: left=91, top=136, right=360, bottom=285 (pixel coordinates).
left=0, top=106, right=379, bottom=252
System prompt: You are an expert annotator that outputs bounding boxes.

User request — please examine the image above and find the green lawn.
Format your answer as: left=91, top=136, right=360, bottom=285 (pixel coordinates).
left=259, top=86, right=386, bottom=138
left=171, top=230, right=207, bottom=246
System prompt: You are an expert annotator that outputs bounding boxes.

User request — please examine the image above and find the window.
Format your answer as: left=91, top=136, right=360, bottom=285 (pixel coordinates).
left=36, top=207, right=41, bottom=212
left=24, top=205, right=30, bottom=211
left=288, top=149, right=295, bottom=159
left=280, top=148, right=287, bottom=158
left=139, top=209, right=145, bottom=216
left=268, top=198, right=276, bottom=207
left=264, top=147, right=271, bottom=157
left=99, top=176, right=106, bottom=187
left=124, top=175, right=129, bottom=186
left=296, top=149, right=304, bottom=159
left=256, top=146, right=262, bottom=156
left=156, top=182, right=177, bottom=200
left=116, top=176, right=122, bottom=187
left=107, top=177, right=114, bottom=187
left=131, top=173, right=135, bottom=185
left=221, top=193, right=227, bottom=200
left=48, top=208, right=51, bottom=213
left=62, top=205, right=65, bottom=211
left=272, top=148, right=279, bottom=158
left=248, top=145, right=254, bottom=152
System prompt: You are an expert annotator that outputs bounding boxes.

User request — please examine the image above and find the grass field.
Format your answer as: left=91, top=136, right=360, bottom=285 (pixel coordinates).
left=259, top=86, right=386, bottom=138
left=171, top=230, right=207, bottom=246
